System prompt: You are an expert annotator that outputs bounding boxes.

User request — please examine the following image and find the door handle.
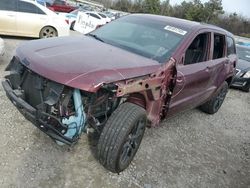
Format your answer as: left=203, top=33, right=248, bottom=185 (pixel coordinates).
left=7, top=15, right=15, bottom=17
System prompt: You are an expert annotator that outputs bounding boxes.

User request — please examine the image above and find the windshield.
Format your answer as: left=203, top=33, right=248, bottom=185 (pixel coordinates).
left=90, top=15, right=187, bottom=63
left=237, top=46, right=250, bottom=62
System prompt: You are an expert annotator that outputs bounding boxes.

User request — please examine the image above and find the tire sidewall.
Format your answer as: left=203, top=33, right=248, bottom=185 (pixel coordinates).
left=212, top=82, right=228, bottom=113
left=115, top=113, right=146, bottom=172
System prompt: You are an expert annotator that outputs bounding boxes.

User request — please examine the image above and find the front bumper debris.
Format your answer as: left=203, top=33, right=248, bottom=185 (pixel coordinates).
left=2, top=80, right=79, bottom=145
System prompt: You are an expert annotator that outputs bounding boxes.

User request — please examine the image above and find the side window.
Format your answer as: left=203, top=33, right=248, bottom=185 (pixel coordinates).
left=89, top=13, right=100, bottom=19
left=226, top=36, right=236, bottom=56
left=99, top=13, right=107, bottom=18
left=0, top=0, right=16, bottom=11
left=213, top=34, right=225, bottom=59
left=184, top=33, right=210, bottom=65
left=18, top=1, right=45, bottom=14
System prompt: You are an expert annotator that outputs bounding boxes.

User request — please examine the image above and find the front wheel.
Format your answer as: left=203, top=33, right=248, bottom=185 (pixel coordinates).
left=97, top=102, right=146, bottom=173
left=200, top=81, right=228, bottom=114
left=39, top=26, right=57, bottom=38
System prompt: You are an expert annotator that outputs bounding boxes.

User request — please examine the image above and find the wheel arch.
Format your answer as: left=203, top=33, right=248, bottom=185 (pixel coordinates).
left=126, top=92, right=146, bottom=109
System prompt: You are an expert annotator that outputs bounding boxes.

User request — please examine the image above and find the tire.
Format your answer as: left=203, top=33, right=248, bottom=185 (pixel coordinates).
left=70, top=21, right=75, bottom=30
left=97, top=102, right=146, bottom=173
left=200, top=81, right=228, bottom=114
left=39, top=26, right=57, bottom=39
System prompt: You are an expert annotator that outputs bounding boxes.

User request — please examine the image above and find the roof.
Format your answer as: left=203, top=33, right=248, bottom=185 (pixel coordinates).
left=131, top=14, right=234, bottom=37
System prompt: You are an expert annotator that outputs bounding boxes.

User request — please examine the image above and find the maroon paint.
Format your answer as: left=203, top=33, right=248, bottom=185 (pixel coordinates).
left=14, top=14, right=237, bottom=125
left=16, top=36, right=160, bottom=92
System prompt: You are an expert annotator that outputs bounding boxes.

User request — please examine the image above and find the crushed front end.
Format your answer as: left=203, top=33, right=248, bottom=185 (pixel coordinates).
left=2, top=57, right=118, bottom=145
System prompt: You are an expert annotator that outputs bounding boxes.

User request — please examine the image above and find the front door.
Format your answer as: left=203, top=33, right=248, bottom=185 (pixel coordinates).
left=0, top=0, right=17, bottom=35
left=168, top=32, right=213, bottom=115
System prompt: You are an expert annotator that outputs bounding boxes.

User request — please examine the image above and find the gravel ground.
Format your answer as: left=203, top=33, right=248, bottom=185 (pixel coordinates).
left=0, top=34, right=249, bottom=188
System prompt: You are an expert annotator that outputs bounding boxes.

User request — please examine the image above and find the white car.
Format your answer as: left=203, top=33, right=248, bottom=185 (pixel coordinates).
left=0, top=37, right=4, bottom=56
left=0, top=0, right=69, bottom=38
left=84, top=11, right=107, bottom=25
left=74, top=11, right=106, bottom=34
left=98, top=12, right=111, bottom=23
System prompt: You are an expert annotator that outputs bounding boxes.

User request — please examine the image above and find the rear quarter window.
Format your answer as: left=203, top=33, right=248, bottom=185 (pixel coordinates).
left=226, top=36, right=236, bottom=56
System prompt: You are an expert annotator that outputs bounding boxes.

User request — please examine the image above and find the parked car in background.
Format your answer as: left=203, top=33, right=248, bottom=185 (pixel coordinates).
left=59, top=7, right=86, bottom=30
left=102, top=11, right=116, bottom=20
left=0, top=0, right=69, bottom=38
left=0, top=37, right=4, bottom=56
left=74, top=11, right=106, bottom=34
left=2, top=14, right=236, bottom=173
left=59, top=9, right=108, bottom=30
left=231, top=45, right=250, bottom=92
left=47, top=0, right=77, bottom=13
left=36, top=0, right=46, bottom=6
left=98, top=12, right=111, bottom=23
left=84, top=11, right=107, bottom=24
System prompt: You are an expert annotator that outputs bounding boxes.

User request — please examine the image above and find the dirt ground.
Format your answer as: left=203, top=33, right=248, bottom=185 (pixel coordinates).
left=0, top=34, right=249, bottom=188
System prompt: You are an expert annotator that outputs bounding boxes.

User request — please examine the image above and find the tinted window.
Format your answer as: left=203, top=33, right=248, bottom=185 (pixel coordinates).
left=89, top=13, right=100, bottom=19
left=184, top=33, right=210, bottom=65
left=0, top=0, right=16, bottom=11
left=213, top=34, right=225, bottom=59
left=91, top=16, right=186, bottom=63
left=18, top=1, right=45, bottom=14
left=226, top=36, right=236, bottom=56
left=99, top=13, right=107, bottom=18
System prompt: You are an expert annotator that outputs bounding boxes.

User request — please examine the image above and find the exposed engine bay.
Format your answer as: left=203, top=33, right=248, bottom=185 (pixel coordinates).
left=3, top=57, right=120, bottom=145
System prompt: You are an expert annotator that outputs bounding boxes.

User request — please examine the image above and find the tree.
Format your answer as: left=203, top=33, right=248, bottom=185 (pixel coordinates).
left=112, top=0, right=132, bottom=12
left=160, top=0, right=171, bottom=16
left=111, top=0, right=250, bottom=37
left=184, top=0, right=204, bottom=22
left=203, top=0, right=224, bottom=23
left=143, top=0, right=160, bottom=14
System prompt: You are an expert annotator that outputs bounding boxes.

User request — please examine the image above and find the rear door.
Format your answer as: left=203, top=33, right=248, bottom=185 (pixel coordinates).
left=0, top=0, right=17, bottom=34
left=16, top=1, right=48, bottom=37
left=169, top=32, right=213, bottom=114
left=208, top=33, right=231, bottom=90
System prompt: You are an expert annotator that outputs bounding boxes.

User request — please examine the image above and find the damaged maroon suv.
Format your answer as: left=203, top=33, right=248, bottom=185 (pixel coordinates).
left=2, top=14, right=237, bottom=173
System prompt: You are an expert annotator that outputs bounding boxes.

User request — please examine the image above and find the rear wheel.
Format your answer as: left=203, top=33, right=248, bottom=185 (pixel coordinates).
left=200, top=81, right=228, bottom=114
left=97, top=102, right=146, bottom=173
left=70, top=21, right=75, bottom=30
left=39, top=26, right=57, bottom=38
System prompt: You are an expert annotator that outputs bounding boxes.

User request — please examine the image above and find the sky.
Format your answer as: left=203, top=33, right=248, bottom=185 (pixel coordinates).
left=169, top=0, right=250, bottom=18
